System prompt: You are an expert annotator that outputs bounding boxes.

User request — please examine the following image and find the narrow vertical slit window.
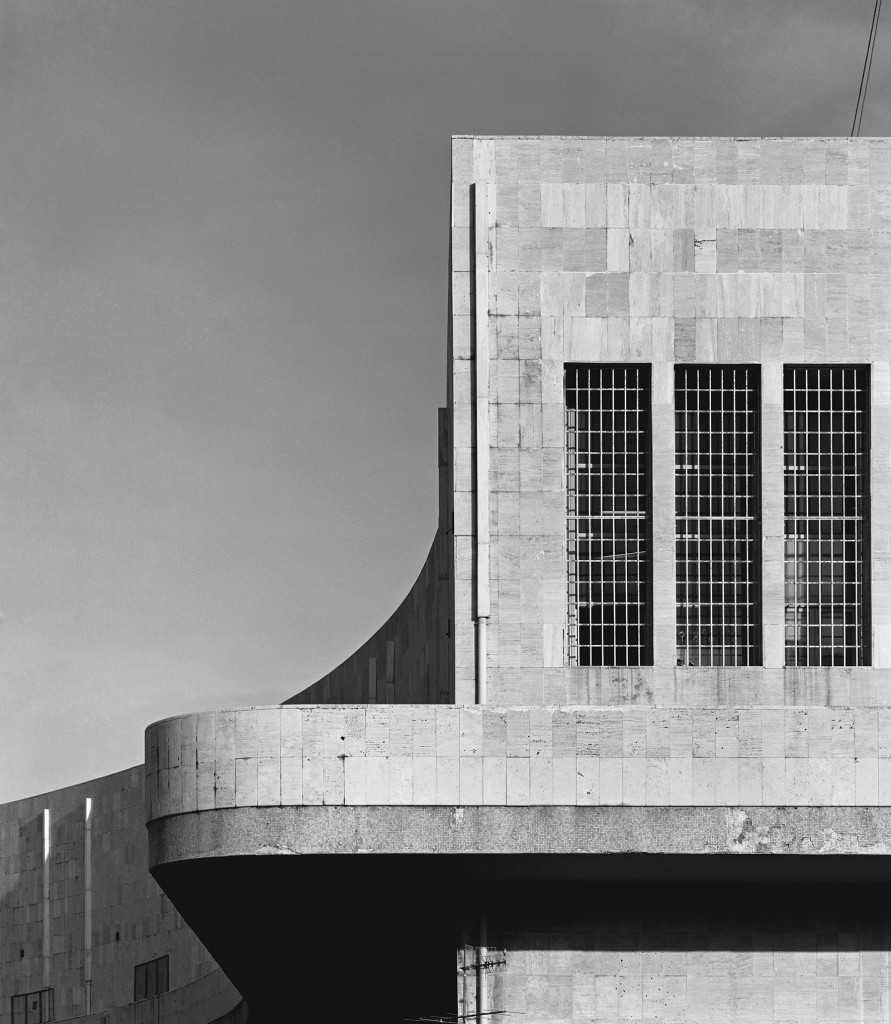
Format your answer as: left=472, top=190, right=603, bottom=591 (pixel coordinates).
left=784, top=366, right=870, bottom=667
left=675, top=366, right=761, bottom=667
left=566, top=364, right=652, bottom=667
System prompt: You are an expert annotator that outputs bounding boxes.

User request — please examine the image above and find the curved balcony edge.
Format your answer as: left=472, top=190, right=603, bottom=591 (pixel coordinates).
left=146, top=704, right=891, bottom=826
left=146, top=803, right=891, bottom=875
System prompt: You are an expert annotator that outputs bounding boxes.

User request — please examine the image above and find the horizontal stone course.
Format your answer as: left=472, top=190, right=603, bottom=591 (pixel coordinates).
left=146, top=705, right=891, bottom=820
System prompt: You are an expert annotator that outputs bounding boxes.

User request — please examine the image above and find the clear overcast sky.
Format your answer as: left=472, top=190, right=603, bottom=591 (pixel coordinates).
left=0, top=0, right=885, bottom=801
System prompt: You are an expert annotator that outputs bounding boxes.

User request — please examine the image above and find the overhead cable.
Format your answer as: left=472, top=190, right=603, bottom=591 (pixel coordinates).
left=852, top=0, right=884, bottom=136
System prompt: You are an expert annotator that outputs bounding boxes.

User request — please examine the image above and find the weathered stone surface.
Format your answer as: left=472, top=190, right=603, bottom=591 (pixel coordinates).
left=149, top=804, right=891, bottom=864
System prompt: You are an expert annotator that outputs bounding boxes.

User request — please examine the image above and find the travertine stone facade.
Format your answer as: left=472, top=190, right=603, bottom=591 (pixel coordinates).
left=461, top=892, right=891, bottom=1024
left=136, top=137, right=891, bottom=1024
left=0, top=768, right=242, bottom=1024
left=450, top=136, right=891, bottom=704
left=146, top=705, right=891, bottom=813
left=16, top=137, right=891, bottom=1023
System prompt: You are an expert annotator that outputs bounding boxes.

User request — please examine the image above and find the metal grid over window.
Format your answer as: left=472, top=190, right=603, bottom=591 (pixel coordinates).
left=784, top=366, right=870, bottom=667
left=566, top=364, right=652, bottom=667
left=675, top=366, right=761, bottom=667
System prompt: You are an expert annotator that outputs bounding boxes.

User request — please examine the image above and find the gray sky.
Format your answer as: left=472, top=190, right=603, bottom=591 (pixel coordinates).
left=0, top=0, right=884, bottom=801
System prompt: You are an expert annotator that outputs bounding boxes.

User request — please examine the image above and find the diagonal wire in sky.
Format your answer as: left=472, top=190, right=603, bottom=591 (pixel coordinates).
left=852, top=0, right=884, bottom=135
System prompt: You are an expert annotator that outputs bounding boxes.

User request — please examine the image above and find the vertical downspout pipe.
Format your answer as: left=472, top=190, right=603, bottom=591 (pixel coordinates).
left=473, top=181, right=492, bottom=705
left=476, top=617, right=488, bottom=705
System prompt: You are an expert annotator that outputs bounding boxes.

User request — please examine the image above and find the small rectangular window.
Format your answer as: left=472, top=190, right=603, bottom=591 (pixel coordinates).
left=783, top=366, right=870, bottom=666
left=675, top=366, right=761, bottom=666
left=566, top=364, right=653, bottom=666
left=134, top=955, right=169, bottom=1001
left=11, top=989, right=53, bottom=1024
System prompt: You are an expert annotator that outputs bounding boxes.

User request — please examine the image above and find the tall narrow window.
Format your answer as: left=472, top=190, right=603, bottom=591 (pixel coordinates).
left=675, top=366, right=761, bottom=667
left=566, top=364, right=652, bottom=667
left=784, top=366, right=870, bottom=666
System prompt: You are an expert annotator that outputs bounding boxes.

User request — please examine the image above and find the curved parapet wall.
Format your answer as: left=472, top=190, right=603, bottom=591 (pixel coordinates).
left=147, top=704, right=891, bottom=820
left=0, top=766, right=242, bottom=1024
left=286, top=527, right=453, bottom=705
left=144, top=703, right=891, bottom=1022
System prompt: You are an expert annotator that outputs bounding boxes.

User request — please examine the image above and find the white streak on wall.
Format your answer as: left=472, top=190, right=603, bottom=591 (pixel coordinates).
left=84, top=797, right=92, bottom=1013
left=42, top=808, right=50, bottom=988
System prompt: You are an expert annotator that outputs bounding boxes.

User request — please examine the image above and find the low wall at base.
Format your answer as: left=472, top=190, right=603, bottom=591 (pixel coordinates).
left=0, top=767, right=242, bottom=1024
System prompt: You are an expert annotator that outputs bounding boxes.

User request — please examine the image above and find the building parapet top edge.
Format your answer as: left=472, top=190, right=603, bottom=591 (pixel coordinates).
left=147, top=702, right=891, bottom=725
left=451, top=134, right=891, bottom=142
left=0, top=762, right=142, bottom=813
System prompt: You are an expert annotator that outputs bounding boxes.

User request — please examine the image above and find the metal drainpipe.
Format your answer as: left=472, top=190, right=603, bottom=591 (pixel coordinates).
left=474, top=180, right=492, bottom=706
left=476, top=617, right=488, bottom=705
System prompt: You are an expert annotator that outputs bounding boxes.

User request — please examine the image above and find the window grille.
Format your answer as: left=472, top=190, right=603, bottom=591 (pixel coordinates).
left=675, top=366, right=761, bottom=666
left=566, top=364, right=652, bottom=667
left=783, top=366, right=870, bottom=666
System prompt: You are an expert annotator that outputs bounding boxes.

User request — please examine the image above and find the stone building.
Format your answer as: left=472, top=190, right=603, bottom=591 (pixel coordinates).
left=4, top=136, right=891, bottom=1023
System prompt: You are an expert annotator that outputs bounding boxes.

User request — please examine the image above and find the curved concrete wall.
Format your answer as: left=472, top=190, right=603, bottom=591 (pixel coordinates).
left=0, top=766, right=242, bottom=1024
left=286, top=407, right=454, bottom=706
left=145, top=704, right=891, bottom=819
left=286, top=528, right=453, bottom=705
